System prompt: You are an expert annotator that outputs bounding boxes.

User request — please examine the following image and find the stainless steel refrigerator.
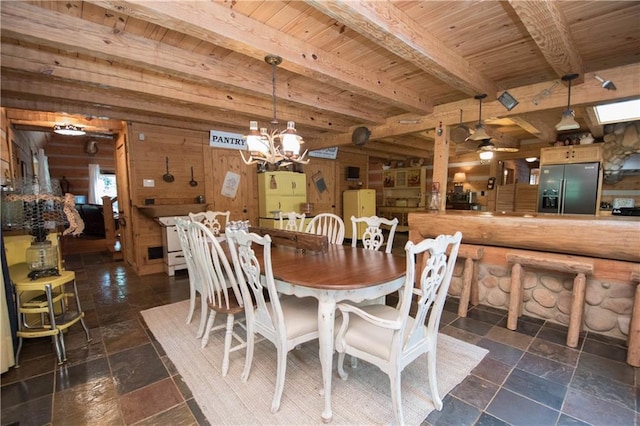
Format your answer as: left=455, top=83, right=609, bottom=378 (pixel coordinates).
left=538, top=162, right=599, bottom=215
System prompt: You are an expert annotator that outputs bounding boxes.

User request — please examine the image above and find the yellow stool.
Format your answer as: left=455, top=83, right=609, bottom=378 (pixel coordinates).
left=10, top=263, right=91, bottom=366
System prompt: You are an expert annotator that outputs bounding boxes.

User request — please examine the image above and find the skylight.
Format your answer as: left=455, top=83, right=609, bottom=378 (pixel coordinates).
left=593, top=99, right=640, bottom=125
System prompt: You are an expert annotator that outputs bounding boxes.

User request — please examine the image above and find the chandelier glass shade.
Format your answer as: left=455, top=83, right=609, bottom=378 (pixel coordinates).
left=53, top=123, right=86, bottom=136
left=240, top=55, right=309, bottom=167
left=555, top=73, right=580, bottom=131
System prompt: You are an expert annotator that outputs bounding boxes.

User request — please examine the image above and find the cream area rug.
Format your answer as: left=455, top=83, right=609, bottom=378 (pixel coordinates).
left=141, top=300, right=488, bottom=425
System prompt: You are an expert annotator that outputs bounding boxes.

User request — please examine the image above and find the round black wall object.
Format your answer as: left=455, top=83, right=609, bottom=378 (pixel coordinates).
left=352, top=126, right=371, bottom=146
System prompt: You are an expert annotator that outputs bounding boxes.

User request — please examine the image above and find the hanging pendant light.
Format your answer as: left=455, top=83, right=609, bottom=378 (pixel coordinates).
left=555, top=73, right=580, bottom=131
left=468, top=94, right=491, bottom=141
left=240, top=55, right=309, bottom=167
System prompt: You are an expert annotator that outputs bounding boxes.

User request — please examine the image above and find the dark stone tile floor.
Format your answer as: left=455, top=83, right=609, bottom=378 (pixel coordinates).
left=2, top=237, right=639, bottom=425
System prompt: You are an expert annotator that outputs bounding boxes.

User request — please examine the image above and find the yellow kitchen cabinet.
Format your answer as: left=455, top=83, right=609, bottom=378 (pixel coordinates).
left=343, top=189, right=376, bottom=240
left=258, top=171, right=307, bottom=223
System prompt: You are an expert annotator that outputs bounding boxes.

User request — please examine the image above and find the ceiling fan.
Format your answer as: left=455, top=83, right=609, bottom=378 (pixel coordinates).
left=457, top=94, right=519, bottom=155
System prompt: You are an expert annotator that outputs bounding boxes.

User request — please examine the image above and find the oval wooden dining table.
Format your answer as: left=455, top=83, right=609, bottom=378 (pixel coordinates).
left=266, top=243, right=407, bottom=423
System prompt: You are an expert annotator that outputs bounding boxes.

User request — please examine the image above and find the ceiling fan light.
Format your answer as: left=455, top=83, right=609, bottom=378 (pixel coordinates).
left=555, top=109, right=580, bottom=131
left=53, top=123, right=86, bottom=136
left=479, top=151, right=494, bottom=160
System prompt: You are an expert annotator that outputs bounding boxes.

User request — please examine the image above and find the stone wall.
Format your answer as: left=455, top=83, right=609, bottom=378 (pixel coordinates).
left=449, top=260, right=634, bottom=340
left=602, top=120, right=640, bottom=184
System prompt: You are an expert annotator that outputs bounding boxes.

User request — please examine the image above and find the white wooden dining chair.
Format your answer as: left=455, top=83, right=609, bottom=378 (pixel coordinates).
left=304, top=213, right=345, bottom=244
left=334, top=231, right=462, bottom=425
left=189, top=210, right=230, bottom=236
left=278, top=211, right=306, bottom=232
left=188, top=221, right=247, bottom=376
left=226, top=230, right=320, bottom=414
left=175, top=218, right=208, bottom=338
left=351, top=215, right=399, bottom=253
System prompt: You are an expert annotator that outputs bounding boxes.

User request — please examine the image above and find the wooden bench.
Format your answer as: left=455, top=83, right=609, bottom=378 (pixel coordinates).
left=627, top=266, right=640, bottom=366
left=506, top=251, right=595, bottom=348
left=454, top=244, right=484, bottom=317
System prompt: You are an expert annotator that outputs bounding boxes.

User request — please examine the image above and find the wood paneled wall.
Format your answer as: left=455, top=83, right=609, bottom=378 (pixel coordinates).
left=122, top=123, right=368, bottom=275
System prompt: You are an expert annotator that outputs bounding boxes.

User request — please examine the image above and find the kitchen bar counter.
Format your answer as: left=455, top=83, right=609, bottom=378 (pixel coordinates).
left=408, top=211, right=640, bottom=262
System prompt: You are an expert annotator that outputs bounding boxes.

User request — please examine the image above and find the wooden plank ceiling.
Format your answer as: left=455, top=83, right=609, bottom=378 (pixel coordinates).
left=1, top=0, right=639, bottom=159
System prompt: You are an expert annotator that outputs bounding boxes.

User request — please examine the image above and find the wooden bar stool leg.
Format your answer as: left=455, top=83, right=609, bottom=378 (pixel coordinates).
left=470, top=260, right=479, bottom=307
left=507, top=263, right=522, bottom=330
left=458, top=258, right=474, bottom=317
left=627, top=284, right=640, bottom=366
left=567, top=273, right=586, bottom=348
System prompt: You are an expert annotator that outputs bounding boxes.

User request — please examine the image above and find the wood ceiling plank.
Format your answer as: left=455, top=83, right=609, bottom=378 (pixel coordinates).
left=306, top=0, right=498, bottom=99
left=508, top=0, right=584, bottom=80
left=0, top=43, right=354, bottom=133
left=91, top=0, right=431, bottom=114
left=1, top=2, right=380, bottom=126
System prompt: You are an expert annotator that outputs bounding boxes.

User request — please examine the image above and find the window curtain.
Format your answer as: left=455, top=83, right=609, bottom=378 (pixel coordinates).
left=37, top=149, right=51, bottom=193
left=88, top=164, right=101, bottom=204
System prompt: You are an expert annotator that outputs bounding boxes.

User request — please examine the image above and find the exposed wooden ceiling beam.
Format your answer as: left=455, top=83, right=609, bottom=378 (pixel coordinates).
left=91, top=0, right=431, bottom=115
left=364, top=140, right=431, bottom=159
left=0, top=2, right=380, bottom=128
left=1, top=74, right=257, bottom=127
left=307, top=0, right=498, bottom=99
left=508, top=0, right=584, bottom=81
left=508, top=114, right=557, bottom=142
left=0, top=43, right=352, bottom=133
left=309, top=63, right=640, bottom=150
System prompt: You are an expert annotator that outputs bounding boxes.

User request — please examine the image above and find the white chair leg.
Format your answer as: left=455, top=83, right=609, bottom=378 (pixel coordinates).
left=196, top=296, right=208, bottom=338
left=201, top=310, right=216, bottom=348
left=427, top=350, right=443, bottom=410
left=336, top=351, right=348, bottom=380
left=186, top=285, right=196, bottom=324
left=350, top=355, right=358, bottom=369
left=389, top=366, right=404, bottom=426
left=241, top=324, right=254, bottom=383
left=221, top=314, right=235, bottom=377
left=271, top=344, right=288, bottom=414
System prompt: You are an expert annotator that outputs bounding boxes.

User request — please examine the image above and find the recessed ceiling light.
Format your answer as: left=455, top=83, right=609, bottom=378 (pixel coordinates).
left=594, top=99, right=640, bottom=125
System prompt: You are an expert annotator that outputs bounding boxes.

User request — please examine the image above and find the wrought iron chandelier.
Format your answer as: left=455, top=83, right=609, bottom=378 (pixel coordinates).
left=240, top=55, right=309, bottom=167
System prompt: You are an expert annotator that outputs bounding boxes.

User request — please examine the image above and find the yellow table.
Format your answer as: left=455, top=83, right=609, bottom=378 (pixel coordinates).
left=9, top=262, right=91, bottom=365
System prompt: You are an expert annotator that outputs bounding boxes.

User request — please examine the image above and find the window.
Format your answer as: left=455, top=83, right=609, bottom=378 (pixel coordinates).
left=98, top=173, right=118, bottom=213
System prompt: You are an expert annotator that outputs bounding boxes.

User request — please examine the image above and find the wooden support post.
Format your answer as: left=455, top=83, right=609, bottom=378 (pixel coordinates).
left=567, top=273, right=586, bottom=348
left=507, top=262, right=522, bottom=330
left=627, top=267, right=640, bottom=366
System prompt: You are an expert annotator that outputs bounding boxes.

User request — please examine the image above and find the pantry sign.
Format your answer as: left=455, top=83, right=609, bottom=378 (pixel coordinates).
left=209, top=130, right=246, bottom=150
